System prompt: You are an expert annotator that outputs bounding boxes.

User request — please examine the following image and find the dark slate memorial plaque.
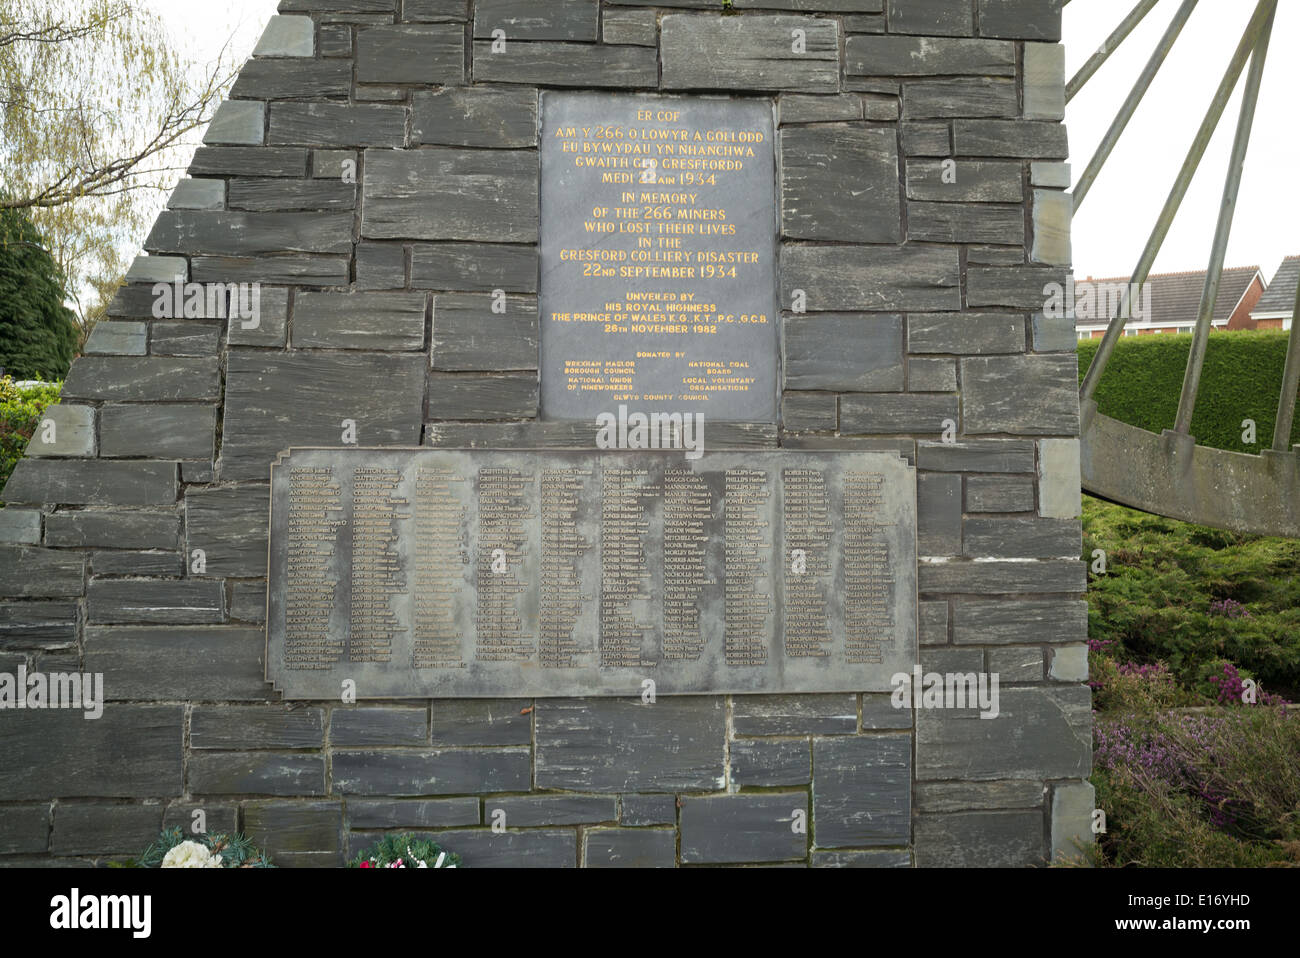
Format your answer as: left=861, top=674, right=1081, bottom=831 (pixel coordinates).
left=267, top=448, right=917, bottom=699
left=539, top=92, right=779, bottom=422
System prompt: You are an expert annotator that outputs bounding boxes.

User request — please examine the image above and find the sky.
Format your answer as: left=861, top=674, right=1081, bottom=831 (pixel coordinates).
left=144, top=0, right=1299, bottom=286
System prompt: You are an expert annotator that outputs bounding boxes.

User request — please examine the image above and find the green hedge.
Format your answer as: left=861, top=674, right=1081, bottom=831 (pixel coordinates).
left=1077, top=330, right=1300, bottom=452
left=0, top=376, right=61, bottom=502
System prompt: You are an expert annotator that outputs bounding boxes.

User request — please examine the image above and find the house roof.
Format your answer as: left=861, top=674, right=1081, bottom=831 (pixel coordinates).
left=1253, top=255, right=1300, bottom=315
left=1075, top=266, right=1262, bottom=327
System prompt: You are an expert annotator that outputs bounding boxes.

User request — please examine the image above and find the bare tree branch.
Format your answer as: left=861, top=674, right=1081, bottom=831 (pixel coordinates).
left=0, top=2, right=237, bottom=213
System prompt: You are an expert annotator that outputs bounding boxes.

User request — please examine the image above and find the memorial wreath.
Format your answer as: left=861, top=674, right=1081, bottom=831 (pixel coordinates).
left=128, top=827, right=275, bottom=868
left=349, top=833, right=462, bottom=869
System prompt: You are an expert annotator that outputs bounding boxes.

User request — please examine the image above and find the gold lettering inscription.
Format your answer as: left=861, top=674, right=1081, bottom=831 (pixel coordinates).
left=543, top=97, right=776, bottom=415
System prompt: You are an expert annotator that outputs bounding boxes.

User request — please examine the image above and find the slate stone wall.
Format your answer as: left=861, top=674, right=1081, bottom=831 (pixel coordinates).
left=0, top=0, right=1090, bottom=867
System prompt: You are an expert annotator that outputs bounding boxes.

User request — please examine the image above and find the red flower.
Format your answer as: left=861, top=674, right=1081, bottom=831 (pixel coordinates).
left=360, top=861, right=372, bottom=868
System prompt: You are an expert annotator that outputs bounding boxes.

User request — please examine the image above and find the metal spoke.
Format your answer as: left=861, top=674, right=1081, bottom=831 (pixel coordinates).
left=1174, top=3, right=1276, bottom=436
left=1273, top=281, right=1300, bottom=452
left=1067, top=0, right=1162, bottom=102
left=1072, top=0, right=1300, bottom=536
left=1073, top=0, right=1198, bottom=211
left=1079, top=0, right=1278, bottom=403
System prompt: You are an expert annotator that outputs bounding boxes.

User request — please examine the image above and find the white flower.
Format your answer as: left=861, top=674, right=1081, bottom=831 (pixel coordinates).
left=161, top=841, right=223, bottom=869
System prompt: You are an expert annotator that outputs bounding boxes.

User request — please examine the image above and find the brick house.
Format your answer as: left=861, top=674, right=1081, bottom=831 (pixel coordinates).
left=1075, top=266, right=1265, bottom=339
left=1251, top=255, right=1299, bottom=331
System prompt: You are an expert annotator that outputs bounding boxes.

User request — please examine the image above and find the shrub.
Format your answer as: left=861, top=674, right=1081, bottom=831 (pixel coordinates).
left=0, top=375, right=62, bottom=500
left=1083, top=495, right=1300, bottom=700
left=1088, top=650, right=1198, bottom=713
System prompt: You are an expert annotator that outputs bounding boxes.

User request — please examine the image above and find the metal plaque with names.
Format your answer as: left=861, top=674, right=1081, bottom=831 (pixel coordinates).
left=539, top=92, right=780, bottom=422
left=266, top=447, right=918, bottom=699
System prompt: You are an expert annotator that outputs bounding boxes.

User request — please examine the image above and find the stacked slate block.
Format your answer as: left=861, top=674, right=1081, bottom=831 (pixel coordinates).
left=0, top=0, right=1089, bottom=867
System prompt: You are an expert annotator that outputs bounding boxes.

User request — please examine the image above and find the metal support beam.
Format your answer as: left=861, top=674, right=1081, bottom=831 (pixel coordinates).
left=1174, top=3, right=1276, bottom=436
left=1273, top=282, right=1300, bottom=452
left=1079, top=0, right=1277, bottom=403
left=1067, top=0, right=1162, bottom=102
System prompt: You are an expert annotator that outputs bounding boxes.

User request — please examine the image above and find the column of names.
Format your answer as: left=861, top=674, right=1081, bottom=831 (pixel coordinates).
left=411, top=467, right=467, bottom=670
left=284, top=466, right=345, bottom=670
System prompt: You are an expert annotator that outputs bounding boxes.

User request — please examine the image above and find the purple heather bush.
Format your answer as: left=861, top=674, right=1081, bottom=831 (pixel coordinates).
left=1088, top=648, right=1192, bottom=713
left=1208, top=662, right=1290, bottom=710
left=1209, top=598, right=1251, bottom=619
left=1091, top=706, right=1300, bottom=866
left=1080, top=633, right=1299, bottom=867
left=1094, top=713, right=1239, bottom=828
